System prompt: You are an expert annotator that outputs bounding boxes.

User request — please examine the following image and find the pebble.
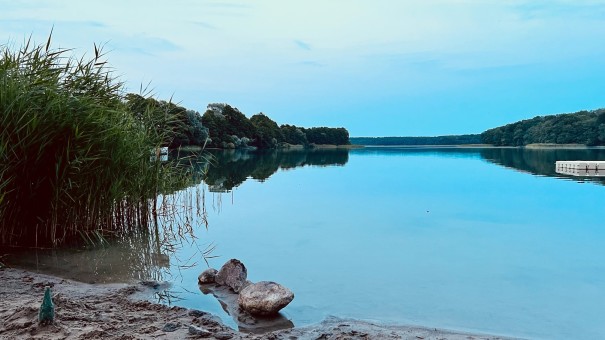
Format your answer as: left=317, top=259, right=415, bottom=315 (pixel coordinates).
left=188, top=325, right=211, bottom=337
left=162, top=322, right=181, bottom=332
left=214, top=331, right=234, bottom=340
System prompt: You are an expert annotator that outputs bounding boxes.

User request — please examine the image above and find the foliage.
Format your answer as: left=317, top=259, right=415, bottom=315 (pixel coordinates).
left=302, top=127, right=350, bottom=145
left=0, top=37, right=190, bottom=247
left=125, top=93, right=208, bottom=148
left=280, top=124, right=308, bottom=146
left=202, top=104, right=350, bottom=149
left=202, top=104, right=257, bottom=148
left=350, top=134, right=481, bottom=146
left=250, top=113, right=283, bottom=148
left=481, top=109, right=605, bottom=146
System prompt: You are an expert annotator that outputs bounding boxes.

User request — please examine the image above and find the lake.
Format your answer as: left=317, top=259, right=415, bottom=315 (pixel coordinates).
left=9, top=147, right=605, bottom=339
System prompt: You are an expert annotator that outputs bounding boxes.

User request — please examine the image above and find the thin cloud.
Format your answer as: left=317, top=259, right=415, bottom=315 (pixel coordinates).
left=112, top=34, right=181, bottom=56
left=203, top=2, right=252, bottom=9
left=294, top=39, right=311, bottom=51
left=0, top=18, right=107, bottom=30
left=297, top=60, right=323, bottom=67
left=513, top=1, right=605, bottom=20
left=192, top=21, right=217, bottom=30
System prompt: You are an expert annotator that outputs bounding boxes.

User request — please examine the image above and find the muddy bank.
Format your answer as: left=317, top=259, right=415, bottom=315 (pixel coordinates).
left=0, top=267, right=518, bottom=339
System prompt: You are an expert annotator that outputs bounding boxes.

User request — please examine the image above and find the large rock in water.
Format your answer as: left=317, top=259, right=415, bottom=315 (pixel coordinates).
left=215, top=259, right=248, bottom=293
left=238, top=281, right=294, bottom=316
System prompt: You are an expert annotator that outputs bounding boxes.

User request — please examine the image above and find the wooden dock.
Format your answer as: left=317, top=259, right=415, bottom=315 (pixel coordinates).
left=555, top=161, right=605, bottom=177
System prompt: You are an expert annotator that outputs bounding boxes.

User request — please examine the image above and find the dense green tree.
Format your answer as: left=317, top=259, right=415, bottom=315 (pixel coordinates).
left=481, top=109, right=605, bottom=146
left=202, top=104, right=257, bottom=148
left=125, top=93, right=208, bottom=148
left=200, top=104, right=351, bottom=149
left=250, top=113, right=284, bottom=148
left=280, top=124, right=309, bottom=146
left=303, top=127, right=350, bottom=145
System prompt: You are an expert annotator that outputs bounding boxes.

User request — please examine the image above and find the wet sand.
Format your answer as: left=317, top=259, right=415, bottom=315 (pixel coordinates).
left=0, top=267, right=519, bottom=339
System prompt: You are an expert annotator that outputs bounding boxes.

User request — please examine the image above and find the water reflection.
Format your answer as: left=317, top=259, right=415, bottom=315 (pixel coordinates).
left=8, top=147, right=604, bottom=284
left=3, top=230, right=170, bottom=283
left=353, top=146, right=605, bottom=185
left=479, top=147, right=605, bottom=184
left=171, top=149, right=349, bottom=193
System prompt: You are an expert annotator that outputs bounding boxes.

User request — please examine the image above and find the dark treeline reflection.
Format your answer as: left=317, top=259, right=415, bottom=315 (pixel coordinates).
left=480, top=147, right=605, bottom=184
left=352, top=146, right=605, bottom=185
left=168, top=147, right=605, bottom=192
left=170, top=149, right=349, bottom=192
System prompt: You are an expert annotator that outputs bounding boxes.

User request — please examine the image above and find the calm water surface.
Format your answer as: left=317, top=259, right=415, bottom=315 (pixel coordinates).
left=10, top=147, right=605, bottom=339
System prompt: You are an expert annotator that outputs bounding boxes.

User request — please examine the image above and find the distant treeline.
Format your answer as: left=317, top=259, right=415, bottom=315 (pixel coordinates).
left=481, top=109, right=605, bottom=146
left=125, top=97, right=350, bottom=149
left=350, top=134, right=481, bottom=146
left=202, top=103, right=349, bottom=149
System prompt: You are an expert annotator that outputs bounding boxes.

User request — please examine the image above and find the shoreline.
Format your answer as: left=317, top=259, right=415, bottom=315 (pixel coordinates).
left=0, top=267, right=518, bottom=339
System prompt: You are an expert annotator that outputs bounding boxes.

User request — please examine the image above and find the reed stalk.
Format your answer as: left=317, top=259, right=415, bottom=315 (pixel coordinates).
left=0, top=36, right=193, bottom=247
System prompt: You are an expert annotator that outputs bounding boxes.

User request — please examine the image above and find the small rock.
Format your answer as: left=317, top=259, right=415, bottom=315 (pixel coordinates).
left=140, top=280, right=160, bottom=289
left=188, top=325, right=211, bottom=337
left=188, top=309, right=209, bottom=317
left=215, top=259, right=248, bottom=293
left=215, top=331, right=234, bottom=340
left=198, top=268, right=218, bottom=284
left=162, top=322, right=181, bottom=332
left=238, top=281, right=294, bottom=316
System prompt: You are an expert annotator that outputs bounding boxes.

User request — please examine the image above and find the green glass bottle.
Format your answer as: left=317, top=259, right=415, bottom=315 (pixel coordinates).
left=38, top=286, right=55, bottom=325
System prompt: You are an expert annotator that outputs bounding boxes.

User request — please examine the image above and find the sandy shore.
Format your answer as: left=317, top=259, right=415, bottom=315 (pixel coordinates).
left=0, top=267, right=518, bottom=340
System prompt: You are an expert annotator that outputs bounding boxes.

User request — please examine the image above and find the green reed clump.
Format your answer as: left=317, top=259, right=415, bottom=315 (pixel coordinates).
left=0, top=37, right=190, bottom=247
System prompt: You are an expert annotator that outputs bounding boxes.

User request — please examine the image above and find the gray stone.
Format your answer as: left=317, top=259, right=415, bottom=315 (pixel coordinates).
left=188, top=309, right=209, bottom=318
left=198, top=283, right=294, bottom=333
left=162, top=322, right=180, bottom=332
left=215, top=259, right=248, bottom=293
left=188, top=325, right=211, bottom=337
left=198, top=268, right=218, bottom=284
left=214, top=331, right=234, bottom=340
left=238, top=281, right=294, bottom=316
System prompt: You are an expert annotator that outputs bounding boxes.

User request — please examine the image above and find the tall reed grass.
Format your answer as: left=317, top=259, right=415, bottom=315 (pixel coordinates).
left=0, top=36, right=192, bottom=247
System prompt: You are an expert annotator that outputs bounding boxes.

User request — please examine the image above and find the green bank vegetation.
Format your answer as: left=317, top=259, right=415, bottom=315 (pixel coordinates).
left=0, top=37, right=196, bottom=247
left=202, top=103, right=350, bottom=149
left=481, top=109, right=605, bottom=146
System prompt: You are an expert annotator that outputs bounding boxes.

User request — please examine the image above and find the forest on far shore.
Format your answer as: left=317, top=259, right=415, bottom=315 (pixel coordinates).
left=351, top=108, right=605, bottom=147
left=350, top=135, right=481, bottom=146
left=480, top=109, right=605, bottom=146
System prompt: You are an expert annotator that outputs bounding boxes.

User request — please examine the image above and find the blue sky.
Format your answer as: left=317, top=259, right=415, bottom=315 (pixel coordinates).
left=1, top=1, right=604, bottom=136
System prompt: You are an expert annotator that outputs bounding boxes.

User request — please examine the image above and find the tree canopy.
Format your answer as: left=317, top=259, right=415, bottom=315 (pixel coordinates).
left=125, top=93, right=208, bottom=148
left=201, top=103, right=350, bottom=149
left=481, top=109, right=605, bottom=146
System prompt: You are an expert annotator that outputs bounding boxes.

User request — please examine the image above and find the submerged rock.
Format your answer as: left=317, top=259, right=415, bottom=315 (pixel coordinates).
left=198, top=268, right=218, bottom=284
left=215, top=259, right=248, bottom=293
left=198, top=283, right=294, bottom=333
left=238, top=281, right=294, bottom=316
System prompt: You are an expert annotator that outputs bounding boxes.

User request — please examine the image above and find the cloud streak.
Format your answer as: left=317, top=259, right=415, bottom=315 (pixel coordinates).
left=294, top=39, right=311, bottom=51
